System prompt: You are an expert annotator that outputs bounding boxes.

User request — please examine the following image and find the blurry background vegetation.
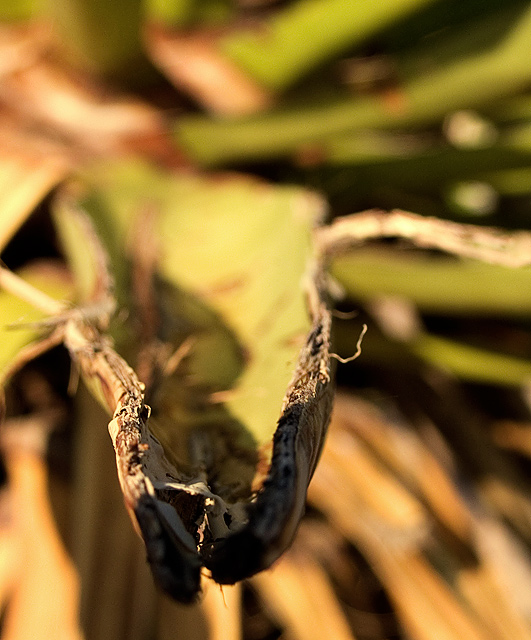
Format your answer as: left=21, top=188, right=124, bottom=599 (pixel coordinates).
left=3, top=0, right=531, bottom=639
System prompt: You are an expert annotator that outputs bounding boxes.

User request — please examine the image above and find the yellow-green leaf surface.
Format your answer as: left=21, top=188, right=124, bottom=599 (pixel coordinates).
left=58, top=160, right=325, bottom=450
left=412, top=333, right=531, bottom=385
left=330, top=246, right=531, bottom=317
left=0, top=263, right=73, bottom=382
left=52, top=196, right=112, bottom=306
left=0, top=153, right=70, bottom=254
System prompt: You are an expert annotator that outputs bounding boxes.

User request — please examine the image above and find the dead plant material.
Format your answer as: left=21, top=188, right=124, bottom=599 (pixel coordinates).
left=309, top=393, right=531, bottom=640
left=0, top=212, right=333, bottom=603
left=0, top=26, right=174, bottom=163
left=146, top=26, right=273, bottom=116
left=250, top=546, right=357, bottom=640
left=61, top=267, right=332, bottom=601
left=317, top=209, right=531, bottom=268
left=0, top=415, right=83, bottom=640
left=6, top=200, right=531, bottom=623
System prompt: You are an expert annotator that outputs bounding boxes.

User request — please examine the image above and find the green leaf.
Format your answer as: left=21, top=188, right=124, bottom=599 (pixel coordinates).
left=176, top=4, right=531, bottom=165
left=0, top=263, right=73, bottom=383
left=71, top=160, right=325, bottom=446
left=218, top=0, right=437, bottom=91
left=330, top=246, right=531, bottom=317
left=411, top=333, right=531, bottom=385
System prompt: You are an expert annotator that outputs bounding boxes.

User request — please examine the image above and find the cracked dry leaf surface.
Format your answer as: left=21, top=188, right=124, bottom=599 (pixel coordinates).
left=51, top=159, right=333, bottom=600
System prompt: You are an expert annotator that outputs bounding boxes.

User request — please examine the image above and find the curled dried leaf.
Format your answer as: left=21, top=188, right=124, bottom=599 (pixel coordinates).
left=48, top=166, right=333, bottom=602
left=55, top=257, right=332, bottom=601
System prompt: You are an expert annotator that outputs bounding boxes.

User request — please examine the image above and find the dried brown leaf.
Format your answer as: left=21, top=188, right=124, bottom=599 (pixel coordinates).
left=309, top=458, right=490, bottom=640
left=57, top=265, right=332, bottom=601
left=1, top=440, right=83, bottom=640
left=310, top=394, right=531, bottom=640
left=146, top=26, right=273, bottom=116
left=0, top=50, right=168, bottom=158
left=333, top=394, right=474, bottom=545
left=48, top=185, right=334, bottom=600
left=201, top=581, right=242, bottom=640
left=251, top=548, right=357, bottom=640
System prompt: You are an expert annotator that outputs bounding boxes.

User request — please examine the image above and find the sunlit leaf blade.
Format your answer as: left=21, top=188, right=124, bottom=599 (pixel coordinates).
left=320, top=210, right=531, bottom=385
left=330, top=247, right=531, bottom=316
left=0, top=154, right=69, bottom=254
left=175, top=4, right=531, bottom=166
left=218, top=0, right=437, bottom=91
left=309, top=393, right=531, bottom=640
left=0, top=263, right=73, bottom=383
left=74, top=160, right=327, bottom=447
left=411, top=333, right=531, bottom=385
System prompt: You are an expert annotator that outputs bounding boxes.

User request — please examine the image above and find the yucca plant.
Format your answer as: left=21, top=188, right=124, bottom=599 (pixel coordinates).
left=3, top=1, right=531, bottom=639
